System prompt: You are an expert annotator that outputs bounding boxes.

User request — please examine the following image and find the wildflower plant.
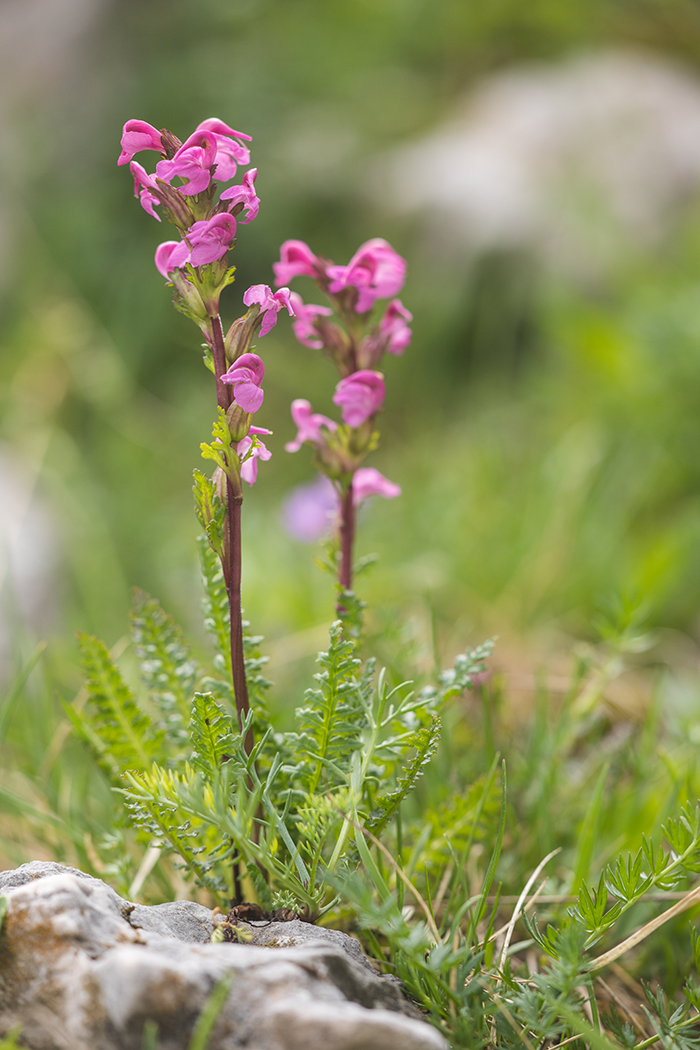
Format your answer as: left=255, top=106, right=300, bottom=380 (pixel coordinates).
left=68, top=115, right=488, bottom=916
left=62, top=116, right=700, bottom=1049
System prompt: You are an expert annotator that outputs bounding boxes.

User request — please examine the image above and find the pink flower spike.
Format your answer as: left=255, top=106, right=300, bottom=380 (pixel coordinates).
left=289, top=292, right=333, bottom=349
left=130, top=161, right=161, bottom=221
left=243, top=284, right=294, bottom=336
left=155, top=130, right=217, bottom=195
left=187, top=213, right=237, bottom=266
left=283, top=476, right=339, bottom=542
left=273, top=240, right=320, bottom=286
left=154, top=240, right=190, bottom=278
left=380, top=298, right=413, bottom=355
left=333, top=370, right=386, bottom=428
left=220, top=352, right=265, bottom=413
left=118, top=120, right=163, bottom=166
left=353, top=467, right=401, bottom=504
left=220, top=169, right=260, bottom=223
left=237, top=433, right=271, bottom=486
left=285, top=399, right=337, bottom=452
left=327, top=238, right=406, bottom=313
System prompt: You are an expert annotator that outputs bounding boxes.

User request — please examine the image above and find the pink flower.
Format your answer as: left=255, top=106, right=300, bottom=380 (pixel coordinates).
left=327, top=239, right=406, bottom=313
left=154, top=240, right=190, bottom=277
left=285, top=399, right=337, bottom=452
left=130, top=160, right=161, bottom=220
left=289, top=292, right=333, bottom=349
left=187, top=213, right=237, bottom=266
left=353, top=467, right=401, bottom=503
left=196, top=118, right=252, bottom=182
left=273, top=240, right=320, bottom=286
left=379, top=299, right=412, bottom=355
left=282, top=468, right=401, bottom=542
left=283, top=476, right=338, bottom=542
left=220, top=353, right=265, bottom=413
left=238, top=427, right=272, bottom=486
left=243, top=284, right=294, bottom=337
left=156, top=129, right=217, bottom=195
left=332, top=370, right=385, bottom=427
left=118, top=120, right=163, bottom=166
left=220, top=168, right=260, bottom=223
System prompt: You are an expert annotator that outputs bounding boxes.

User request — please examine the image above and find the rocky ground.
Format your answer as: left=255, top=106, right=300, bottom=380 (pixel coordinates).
left=0, top=862, right=447, bottom=1050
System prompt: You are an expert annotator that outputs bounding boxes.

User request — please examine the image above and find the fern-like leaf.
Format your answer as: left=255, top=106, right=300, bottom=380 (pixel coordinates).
left=289, top=621, right=365, bottom=794
left=73, top=633, right=161, bottom=775
left=130, top=589, right=198, bottom=752
left=189, top=692, right=242, bottom=776
left=198, top=536, right=232, bottom=684
left=365, top=715, right=442, bottom=839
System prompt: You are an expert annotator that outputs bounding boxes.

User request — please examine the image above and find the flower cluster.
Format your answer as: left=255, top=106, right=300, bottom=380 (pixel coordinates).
left=274, top=237, right=412, bottom=374
left=119, top=118, right=301, bottom=490
left=279, top=236, right=407, bottom=544
left=118, top=118, right=292, bottom=342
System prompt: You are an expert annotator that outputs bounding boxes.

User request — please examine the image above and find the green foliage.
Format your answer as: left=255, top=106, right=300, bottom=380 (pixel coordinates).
left=570, top=802, right=700, bottom=947
left=188, top=693, right=241, bottom=777
left=193, top=470, right=225, bottom=560
left=289, top=621, right=365, bottom=795
left=71, top=634, right=162, bottom=775
left=130, top=589, right=197, bottom=753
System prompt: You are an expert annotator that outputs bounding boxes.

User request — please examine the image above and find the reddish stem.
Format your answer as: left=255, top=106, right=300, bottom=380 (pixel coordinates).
left=210, top=314, right=251, bottom=751
left=337, top=479, right=355, bottom=610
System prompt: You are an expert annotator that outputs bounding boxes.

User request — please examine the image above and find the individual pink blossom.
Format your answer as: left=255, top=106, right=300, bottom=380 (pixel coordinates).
left=130, top=160, right=161, bottom=220
left=353, top=467, right=401, bottom=503
left=238, top=427, right=272, bottom=486
left=283, top=476, right=338, bottom=542
left=154, top=240, right=190, bottom=277
left=220, top=168, right=260, bottom=223
left=196, top=118, right=252, bottom=182
left=327, top=239, right=406, bottom=313
left=332, top=370, right=385, bottom=427
left=288, top=293, right=333, bottom=349
left=379, top=299, right=412, bottom=355
left=186, top=213, right=237, bottom=266
left=118, top=120, right=163, bottom=166
left=285, top=399, right=337, bottom=452
left=220, top=353, right=265, bottom=413
left=273, top=240, right=320, bottom=286
left=156, top=129, right=217, bottom=195
left=243, top=284, right=294, bottom=337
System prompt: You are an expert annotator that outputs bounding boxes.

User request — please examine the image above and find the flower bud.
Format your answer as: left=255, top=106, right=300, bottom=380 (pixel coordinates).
left=226, top=403, right=253, bottom=442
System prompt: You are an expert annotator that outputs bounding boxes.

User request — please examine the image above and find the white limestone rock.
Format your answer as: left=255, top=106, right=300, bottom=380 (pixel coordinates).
left=0, top=862, right=447, bottom=1050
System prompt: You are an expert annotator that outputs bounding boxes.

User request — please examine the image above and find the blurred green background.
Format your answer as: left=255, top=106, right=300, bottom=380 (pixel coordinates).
left=5, top=0, right=700, bottom=875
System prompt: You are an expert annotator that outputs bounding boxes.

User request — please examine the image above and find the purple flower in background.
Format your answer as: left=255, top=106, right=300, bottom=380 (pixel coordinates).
left=353, top=467, right=401, bottom=503
left=118, top=120, right=163, bottom=166
left=273, top=240, right=321, bottom=286
left=220, top=168, right=260, bottom=223
left=333, top=370, right=385, bottom=427
left=379, top=299, right=413, bottom=355
left=238, top=426, right=272, bottom=486
left=326, top=239, right=406, bottom=313
left=186, top=213, right=237, bottom=266
left=285, top=399, right=338, bottom=452
left=154, top=240, right=191, bottom=277
left=196, top=117, right=252, bottom=181
left=289, top=293, right=333, bottom=349
left=243, top=284, right=294, bottom=336
left=130, top=161, right=162, bottom=220
left=283, top=475, right=339, bottom=542
left=221, top=353, right=265, bottom=413
left=156, top=130, right=217, bottom=195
